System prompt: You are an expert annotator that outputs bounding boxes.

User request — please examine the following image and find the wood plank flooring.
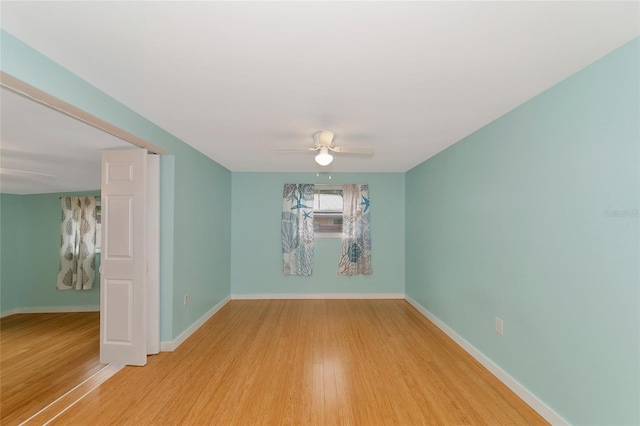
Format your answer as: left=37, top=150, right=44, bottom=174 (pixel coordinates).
left=0, top=312, right=103, bottom=425
left=49, top=300, right=546, bottom=425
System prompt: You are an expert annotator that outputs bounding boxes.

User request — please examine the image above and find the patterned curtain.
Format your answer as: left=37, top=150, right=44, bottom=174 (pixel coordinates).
left=57, top=196, right=97, bottom=290
left=338, top=184, right=372, bottom=276
left=282, top=184, right=315, bottom=276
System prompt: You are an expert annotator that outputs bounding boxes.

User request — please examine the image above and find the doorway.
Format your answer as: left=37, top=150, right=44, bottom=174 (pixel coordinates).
left=0, top=76, right=164, bottom=423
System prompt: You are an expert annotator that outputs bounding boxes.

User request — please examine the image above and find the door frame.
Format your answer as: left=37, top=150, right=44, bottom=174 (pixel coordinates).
left=1, top=72, right=169, bottom=363
left=0, top=72, right=167, bottom=155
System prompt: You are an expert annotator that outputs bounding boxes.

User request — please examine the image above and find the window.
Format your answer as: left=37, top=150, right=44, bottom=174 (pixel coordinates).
left=314, top=185, right=343, bottom=238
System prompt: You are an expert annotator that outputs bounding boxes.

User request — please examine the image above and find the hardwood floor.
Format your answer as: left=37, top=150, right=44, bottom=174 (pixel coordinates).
left=0, top=312, right=103, bottom=425
left=49, top=300, right=546, bottom=425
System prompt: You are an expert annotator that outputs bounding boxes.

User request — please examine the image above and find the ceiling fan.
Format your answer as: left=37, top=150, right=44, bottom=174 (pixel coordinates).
left=277, top=130, right=374, bottom=166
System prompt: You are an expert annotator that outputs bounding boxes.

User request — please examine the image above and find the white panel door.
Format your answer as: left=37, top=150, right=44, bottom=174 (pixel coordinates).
left=100, top=148, right=148, bottom=366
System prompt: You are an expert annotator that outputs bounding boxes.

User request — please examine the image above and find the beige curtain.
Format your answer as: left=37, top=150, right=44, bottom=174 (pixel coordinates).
left=337, top=184, right=372, bottom=276
left=282, top=184, right=315, bottom=276
left=57, top=196, right=97, bottom=290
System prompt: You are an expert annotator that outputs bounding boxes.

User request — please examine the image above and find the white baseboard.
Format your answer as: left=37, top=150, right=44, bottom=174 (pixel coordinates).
left=0, top=305, right=100, bottom=318
left=231, top=293, right=405, bottom=300
left=160, top=296, right=230, bottom=352
left=404, top=296, right=568, bottom=426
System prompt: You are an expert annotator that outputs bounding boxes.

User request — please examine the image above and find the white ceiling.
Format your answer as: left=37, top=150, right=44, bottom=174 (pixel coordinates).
left=1, top=1, right=638, bottom=175
left=0, top=87, right=132, bottom=194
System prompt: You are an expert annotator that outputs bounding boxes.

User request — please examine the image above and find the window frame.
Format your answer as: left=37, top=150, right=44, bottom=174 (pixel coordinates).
left=313, top=184, right=343, bottom=239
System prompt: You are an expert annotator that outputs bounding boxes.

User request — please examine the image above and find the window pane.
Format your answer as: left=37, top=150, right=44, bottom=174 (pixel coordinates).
left=314, top=189, right=343, bottom=234
left=314, top=193, right=343, bottom=211
left=314, top=212, right=343, bottom=233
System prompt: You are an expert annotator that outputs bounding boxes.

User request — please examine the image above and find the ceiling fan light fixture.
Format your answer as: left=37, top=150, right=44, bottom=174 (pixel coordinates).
left=315, top=147, right=333, bottom=166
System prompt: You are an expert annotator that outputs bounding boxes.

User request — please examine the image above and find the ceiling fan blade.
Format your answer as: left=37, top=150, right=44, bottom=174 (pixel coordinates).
left=275, top=147, right=319, bottom=152
left=331, top=146, right=374, bottom=156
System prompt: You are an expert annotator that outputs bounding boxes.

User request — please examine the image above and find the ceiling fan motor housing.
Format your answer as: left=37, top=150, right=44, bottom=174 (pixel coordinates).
left=313, top=130, right=335, bottom=149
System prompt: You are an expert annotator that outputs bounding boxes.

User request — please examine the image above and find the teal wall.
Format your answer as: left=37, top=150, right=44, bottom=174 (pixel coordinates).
left=0, top=194, right=24, bottom=312
left=172, top=147, right=231, bottom=338
left=1, top=30, right=232, bottom=341
left=406, top=38, right=639, bottom=425
left=231, top=172, right=405, bottom=295
left=0, top=191, right=101, bottom=313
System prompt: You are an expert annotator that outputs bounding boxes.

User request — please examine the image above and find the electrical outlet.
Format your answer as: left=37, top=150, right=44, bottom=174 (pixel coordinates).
left=184, top=293, right=190, bottom=306
left=495, top=317, right=504, bottom=336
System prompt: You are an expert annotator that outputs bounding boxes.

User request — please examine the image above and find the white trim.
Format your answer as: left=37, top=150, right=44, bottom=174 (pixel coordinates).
left=0, top=72, right=166, bottom=154
left=315, top=184, right=342, bottom=191
left=404, top=296, right=568, bottom=426
left=146, top=153, right=161, bottom=355
left=160, top=341, right=174, bottom=352
left=1, top=305, right=100, bottom=318
left=231, top=293, right=405, bottom=300
left=314, top=233, right=342, bottom=239
left=160, top=296, right=230, bottom=352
